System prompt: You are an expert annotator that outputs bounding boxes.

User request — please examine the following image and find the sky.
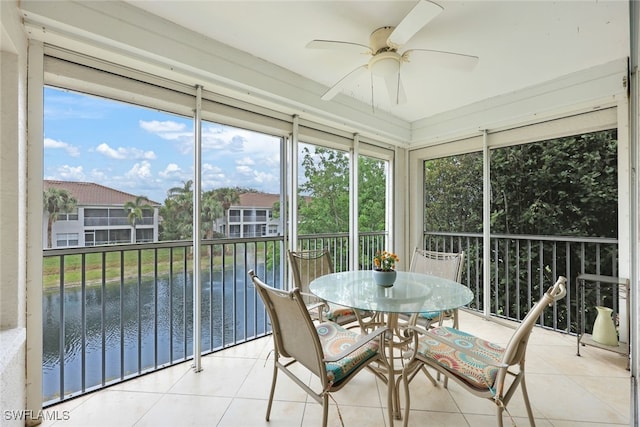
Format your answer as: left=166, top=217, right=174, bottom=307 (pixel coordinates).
left=43, top=86, right=282, bottom=203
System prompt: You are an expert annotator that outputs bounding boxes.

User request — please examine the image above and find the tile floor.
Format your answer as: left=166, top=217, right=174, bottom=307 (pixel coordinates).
left=40, top=311, right=631, bottom=427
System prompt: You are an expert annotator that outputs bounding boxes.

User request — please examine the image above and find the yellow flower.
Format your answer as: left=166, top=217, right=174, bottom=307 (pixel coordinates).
left=373, top=250, right=399, bottom=271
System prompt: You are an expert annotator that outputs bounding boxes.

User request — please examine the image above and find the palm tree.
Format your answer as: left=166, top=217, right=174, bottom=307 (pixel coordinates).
left=160, top=180, right=193, bottom=240
left=43, top=188, right=78, bottom=248
left=213, top=187, right=240, bottom=237
left=201, top=190, right=223, bottom=240
left=124, top=195, right=153, bottom=243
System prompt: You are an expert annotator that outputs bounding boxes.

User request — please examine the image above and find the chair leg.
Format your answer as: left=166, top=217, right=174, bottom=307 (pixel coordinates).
left=402, top=368, right=412, bottom=427
left=322, top=394, right=329, bottom=427
left=496, top=404, right=504, bottom=427
left=387, top=367, right=394, bottom=427
left=420, top=366, right=437, bottom=386
left=266, top=365, right=278, bottom=421
left=520, top=376, right=536, bottom=427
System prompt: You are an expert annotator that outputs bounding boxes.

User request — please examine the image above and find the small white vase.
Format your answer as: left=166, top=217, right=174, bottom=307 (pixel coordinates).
left=592, top=306, right=618, bottom=346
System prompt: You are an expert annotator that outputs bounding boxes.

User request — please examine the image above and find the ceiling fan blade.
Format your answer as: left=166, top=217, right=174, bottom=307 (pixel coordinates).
left=403, top=49, right=479, bottom=71
left=321, top=65, right=368, bottom=101
left=306, top=40, right=372, bottom=55
left=387, top=0, right=443, bottom=49
left=384, top=71, right=407, bottom=105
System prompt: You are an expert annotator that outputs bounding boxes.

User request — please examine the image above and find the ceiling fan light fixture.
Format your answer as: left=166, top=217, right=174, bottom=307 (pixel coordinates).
left=369, top=52, right=400, bottom=77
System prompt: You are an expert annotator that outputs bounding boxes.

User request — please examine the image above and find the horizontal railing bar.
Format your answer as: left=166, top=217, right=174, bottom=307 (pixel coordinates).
left=427, top=231, right=617, bottom=244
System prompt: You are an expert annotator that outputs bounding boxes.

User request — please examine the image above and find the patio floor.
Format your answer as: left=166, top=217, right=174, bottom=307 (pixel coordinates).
left=40, top=311, right=630, bottom=427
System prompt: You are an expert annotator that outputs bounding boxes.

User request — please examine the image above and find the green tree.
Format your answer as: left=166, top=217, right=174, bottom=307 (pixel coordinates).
left=297, top=146, right=387, bottom=234
left=490, top=131, right=617, bottom=237
left=160, top=180, right=193, bottom=240
left=202, top=190, right=224, bottom=239
left=213, top=187, right=240, bottom=237
left=358, top=156, right=387, bottom=231
left=424, top=152, right=484, bottom=233
left=43, top=188, right=78, bottom=248
left=298, top=147, right=350, bottom=234
left=124, top=195, right=153, bottom=243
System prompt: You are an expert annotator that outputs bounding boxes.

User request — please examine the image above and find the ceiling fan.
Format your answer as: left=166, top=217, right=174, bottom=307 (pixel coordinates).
left=307, top=0, right=479, bottom=105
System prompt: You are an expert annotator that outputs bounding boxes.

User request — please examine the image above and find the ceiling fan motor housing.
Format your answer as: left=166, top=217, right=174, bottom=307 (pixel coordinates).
left=370, top=26, right=395, bottom=53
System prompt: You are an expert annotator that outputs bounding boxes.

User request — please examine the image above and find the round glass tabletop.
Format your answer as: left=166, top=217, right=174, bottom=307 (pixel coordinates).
left=310, top=270, right=473, bottom=314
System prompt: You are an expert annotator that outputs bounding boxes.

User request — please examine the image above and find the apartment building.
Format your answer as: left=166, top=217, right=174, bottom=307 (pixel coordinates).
left=223, top=192, right=281, bottom=238
left=43, top=180, right=160, bottom=248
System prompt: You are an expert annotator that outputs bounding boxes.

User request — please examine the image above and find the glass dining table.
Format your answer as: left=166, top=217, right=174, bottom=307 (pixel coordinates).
left=310, top=270, right=474, bottom=420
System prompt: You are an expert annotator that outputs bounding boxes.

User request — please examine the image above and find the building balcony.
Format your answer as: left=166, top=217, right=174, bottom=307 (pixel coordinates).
left=37, top=310, right=630, bottom=426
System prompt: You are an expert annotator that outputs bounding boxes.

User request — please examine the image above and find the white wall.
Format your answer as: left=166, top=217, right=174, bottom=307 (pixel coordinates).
left=0, top=0, right=30, bottom=426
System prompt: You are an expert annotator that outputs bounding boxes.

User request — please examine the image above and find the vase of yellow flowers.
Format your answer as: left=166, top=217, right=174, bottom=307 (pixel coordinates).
left=372, top=250, right=399, bottom=287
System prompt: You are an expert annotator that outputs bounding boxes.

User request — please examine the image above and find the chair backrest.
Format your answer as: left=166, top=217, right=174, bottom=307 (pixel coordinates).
left=409, top=248, right=464, bottom=282
left=248, top=270, right=326, bottom=380
left=288, top=249, right=334, bottom=294
left=500, top=275, right=567, bottom=372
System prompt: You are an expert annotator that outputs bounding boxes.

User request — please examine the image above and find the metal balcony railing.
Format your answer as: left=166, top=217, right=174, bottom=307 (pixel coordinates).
left=42, top=230, right=616, bottom=406
left=424, top=231, right=619, bottom=334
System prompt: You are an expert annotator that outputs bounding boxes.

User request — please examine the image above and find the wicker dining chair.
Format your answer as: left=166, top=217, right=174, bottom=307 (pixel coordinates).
left=401, top=276, right=567, bottom=427
left=248, top=270, right=392, bottom=427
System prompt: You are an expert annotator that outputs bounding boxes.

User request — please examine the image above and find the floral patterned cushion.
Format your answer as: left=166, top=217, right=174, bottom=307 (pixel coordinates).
left=316, top=322, right=379, bottom=384
left=418, top=310, right=441, bottom=320
left=418, top=309, right=454, bottom=320
left=324, top=303, right=355, bottom=321
left=416, top=326, right=505, bottom=390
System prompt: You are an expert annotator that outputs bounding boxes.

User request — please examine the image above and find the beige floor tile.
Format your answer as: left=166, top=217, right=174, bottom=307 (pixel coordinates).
left=214, top=336, right=271, bottom=359
left=563, top=374, right=630, bottom=423
left=301, top=401, right=390, bottom=427
left=39, top=395, right=92, bottom=427
left=108, top=362, right=191, bottom=393
left=236, top=358, right=311, bottom=402
left=52, top=390, right=163, bottom=427
left=394, top=374, right=460, bottom=413
left=218, top=398, right=306, bottom=427
left=403, top=409, right=469, bottom=427
left=168, top=355, right=256, bottom=397
left=134, top=394, right=232, bottom=426
left=464, top=413, right=554, bottom=427
left=38, top=313, right=633, bottom=427
left=549, top=421, right=629, bottom=427
left=527, top=373, right=627, bottom=424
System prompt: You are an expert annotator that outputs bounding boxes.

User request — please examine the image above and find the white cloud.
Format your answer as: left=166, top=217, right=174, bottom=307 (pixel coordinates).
left=89, top=169, right=109, bottom=181
left=96, top=143, right=156, bottom=160
left=159, top=163, right=182, bottom=178
left=56, top=165, right=85, bottom=180
left=126, top=161, right=153, bottom=179
left=236, top=165, right=253, bottom=175
left=139, top=120, right=185, bottom=133
left=140, top=120, right=192, bottom=155
left=44, top=137, right=80, bottom=157
left=236, top=156, right=255, bottom=166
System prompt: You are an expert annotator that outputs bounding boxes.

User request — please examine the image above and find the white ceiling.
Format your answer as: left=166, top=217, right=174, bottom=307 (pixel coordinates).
left=125, top=0, right=629, bottom=124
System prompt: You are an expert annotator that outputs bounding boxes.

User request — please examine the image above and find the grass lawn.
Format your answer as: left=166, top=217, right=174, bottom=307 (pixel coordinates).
left=43, top=243, right=277, bottom=289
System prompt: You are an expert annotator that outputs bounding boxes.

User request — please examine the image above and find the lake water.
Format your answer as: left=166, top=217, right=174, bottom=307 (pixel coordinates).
left=42, top=269, right=272, bottom=402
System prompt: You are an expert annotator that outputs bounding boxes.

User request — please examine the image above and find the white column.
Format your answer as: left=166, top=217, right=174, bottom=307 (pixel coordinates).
left=349, top=134, right=359, bottom=271
left=482, top=129, right=491, bottom=318
left=192, top=85, right=203, bottom=372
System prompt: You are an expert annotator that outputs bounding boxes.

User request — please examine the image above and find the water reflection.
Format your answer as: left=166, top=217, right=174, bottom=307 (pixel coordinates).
left=43, top=268, right=271, bottom=402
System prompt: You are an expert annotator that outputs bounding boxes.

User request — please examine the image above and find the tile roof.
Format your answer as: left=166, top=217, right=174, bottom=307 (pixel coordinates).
left=238, top=192, right=279, bottom=208
left=43, top=181, right=160, bottom=206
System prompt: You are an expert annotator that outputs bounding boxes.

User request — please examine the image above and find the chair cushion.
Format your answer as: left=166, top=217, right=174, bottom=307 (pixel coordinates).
left=416, top=326, right=505, bottom=390
left=316, top=322, right=379, bottom=384
left=324, top=303, right=355, bottom=321
left=418, top=309, right=454, bottom=320
left=418, top=310, right=441, bottom=320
